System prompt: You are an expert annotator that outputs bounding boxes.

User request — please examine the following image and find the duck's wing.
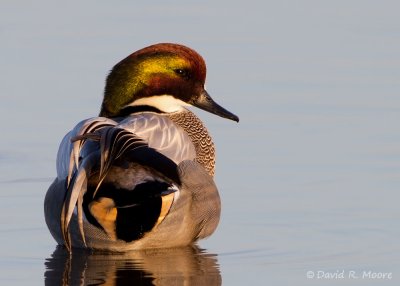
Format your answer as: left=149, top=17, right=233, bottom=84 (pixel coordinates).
left=49, top=113, right=197, bottom=250
left=178, top=160, right=220, bottom=239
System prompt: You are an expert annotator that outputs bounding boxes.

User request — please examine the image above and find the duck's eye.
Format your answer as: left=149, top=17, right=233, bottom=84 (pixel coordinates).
left=174, top=68, right=191, bottom=80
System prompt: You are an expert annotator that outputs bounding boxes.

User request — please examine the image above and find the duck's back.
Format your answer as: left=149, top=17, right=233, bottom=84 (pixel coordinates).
left=118, top=112, right=198, bottom=165
left=56, top=112, right=198, bottom=181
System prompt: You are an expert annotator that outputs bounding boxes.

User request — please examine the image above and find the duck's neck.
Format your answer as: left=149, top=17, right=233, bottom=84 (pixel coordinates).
left=167, top=109, right=216, bottom=177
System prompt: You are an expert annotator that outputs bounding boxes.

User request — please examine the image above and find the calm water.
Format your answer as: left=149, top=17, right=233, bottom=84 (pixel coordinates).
left=1, top=1, right=399, bottom=285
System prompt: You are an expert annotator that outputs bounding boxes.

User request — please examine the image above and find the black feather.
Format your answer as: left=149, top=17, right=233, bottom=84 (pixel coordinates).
left=122, top=147, right=181, bottom=186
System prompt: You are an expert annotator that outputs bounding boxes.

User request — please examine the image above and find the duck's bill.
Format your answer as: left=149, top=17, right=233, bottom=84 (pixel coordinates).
left=193, top=90, right=239, bottom=122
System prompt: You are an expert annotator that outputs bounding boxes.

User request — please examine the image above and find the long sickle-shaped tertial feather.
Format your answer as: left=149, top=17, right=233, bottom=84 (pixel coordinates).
left=96, top=127, right=148, bottom=197
left=61, top=151, right=100, bottom=252
left=62, top=126, right=148, bottom=250
left=67, top=118, right=117, bottom=187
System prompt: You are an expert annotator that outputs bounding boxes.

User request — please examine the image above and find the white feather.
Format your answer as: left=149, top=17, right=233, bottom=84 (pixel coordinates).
left=129, top=95, right=190, bottom=112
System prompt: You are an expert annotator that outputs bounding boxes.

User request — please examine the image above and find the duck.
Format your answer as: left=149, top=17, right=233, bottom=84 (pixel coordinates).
left=44, top=43, right=239, bottom=252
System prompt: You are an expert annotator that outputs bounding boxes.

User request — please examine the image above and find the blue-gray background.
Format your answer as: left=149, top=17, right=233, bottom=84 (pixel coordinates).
left=1, top=1, right=399, bottom=285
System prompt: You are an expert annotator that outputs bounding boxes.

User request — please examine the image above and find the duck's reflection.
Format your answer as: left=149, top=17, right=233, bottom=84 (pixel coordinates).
left=45, top=245, right=221, bottom=286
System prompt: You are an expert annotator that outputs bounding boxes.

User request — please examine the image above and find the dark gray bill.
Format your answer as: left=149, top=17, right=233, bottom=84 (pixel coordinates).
left=192, top=90, right=239, bottom=122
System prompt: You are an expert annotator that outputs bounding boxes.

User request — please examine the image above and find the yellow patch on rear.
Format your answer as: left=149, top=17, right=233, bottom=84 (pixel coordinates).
left=89, top=197, right=118, bottom=240
left=155, top=193, right=174, bottom=227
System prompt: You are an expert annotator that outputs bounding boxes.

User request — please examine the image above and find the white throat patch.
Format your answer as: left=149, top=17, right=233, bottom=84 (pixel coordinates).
left=128, top=95, right=190, bottom=113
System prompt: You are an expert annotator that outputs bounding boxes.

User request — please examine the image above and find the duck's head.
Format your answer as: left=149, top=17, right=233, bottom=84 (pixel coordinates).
left=100, top=43, right=239, bottom=122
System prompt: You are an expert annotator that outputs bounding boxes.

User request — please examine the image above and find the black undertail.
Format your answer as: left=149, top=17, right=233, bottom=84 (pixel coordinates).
left=84, top=181, right=174, bottom=242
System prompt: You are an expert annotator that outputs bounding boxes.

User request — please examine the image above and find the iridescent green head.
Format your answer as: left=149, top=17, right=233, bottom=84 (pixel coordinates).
left=100, top=43, right=238, bottom=122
